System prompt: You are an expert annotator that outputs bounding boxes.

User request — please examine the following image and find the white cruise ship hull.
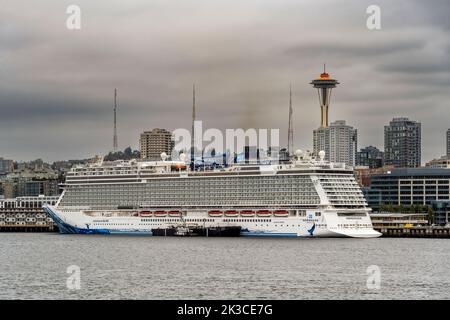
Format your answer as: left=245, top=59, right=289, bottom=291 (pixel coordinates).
left=44, top=206, right=381, bottom=238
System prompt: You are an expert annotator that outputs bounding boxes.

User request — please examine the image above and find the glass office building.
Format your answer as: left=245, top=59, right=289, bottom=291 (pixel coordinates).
left=365, top=168, right=450, bottom=211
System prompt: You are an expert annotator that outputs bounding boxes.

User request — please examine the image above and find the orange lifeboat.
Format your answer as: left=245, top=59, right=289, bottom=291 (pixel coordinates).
left=273, top=210, right=289, bottom=217
left=240, top=210, right=255, bottom=217
left=256, top=210, right=272, bottom=217
left=153, top=211, right=167, bottom=217
left=139, top=211, right=152, bottom=217
left=224, top=210, right=239, bottom=217
left=208, top=210, right=223, bottom=217
left=171, top=164, right=187, bottom=171
left=168, top=210, right=182, bottom=217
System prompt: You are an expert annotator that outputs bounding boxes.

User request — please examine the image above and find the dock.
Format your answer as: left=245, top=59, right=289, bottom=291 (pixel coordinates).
left=0, top=224, right=58, bottom=232
left=1, top=196, right=59, bottom=232
left=375, top=227, right=450, bottom=238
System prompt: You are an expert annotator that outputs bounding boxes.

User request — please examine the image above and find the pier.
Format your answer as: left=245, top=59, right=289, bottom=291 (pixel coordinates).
left=375, top=227, right=450, bottom=238
left=0, top=224, right=58, bottom=232
left=0, top=196, right=59, bottom=232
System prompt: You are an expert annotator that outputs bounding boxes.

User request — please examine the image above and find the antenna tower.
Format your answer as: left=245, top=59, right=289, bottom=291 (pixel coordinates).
left=113, top=88, right=118, bottom=152
left=287, top=85, right=294, bottom=156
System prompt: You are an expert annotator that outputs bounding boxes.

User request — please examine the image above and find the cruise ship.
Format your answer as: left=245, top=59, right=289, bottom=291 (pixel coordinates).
left=44, top=150, right=381, bottom=238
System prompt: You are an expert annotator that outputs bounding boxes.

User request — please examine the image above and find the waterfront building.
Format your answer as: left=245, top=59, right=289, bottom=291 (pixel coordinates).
left=140, top=128, right=174, bottom=160
left=313, top=120, right=358, bottom=167
left=0, top=196, right=58, bottom=230
left=0, top=195, right=59, bottom=209
left=431, top=200, right=450, bottom=225
left=426, top=156, right=450, bottom=169
left=356, top=146, right=384, bottom=169
left=369, top=212, right=428, bottom=229
left=384, top=117, right=421, bottom=168
left=364, top=168, right=450, bottom=211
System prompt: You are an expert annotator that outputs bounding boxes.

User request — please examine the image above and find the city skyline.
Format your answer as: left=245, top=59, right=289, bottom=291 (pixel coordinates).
left=1, top=0, right=449, bottom=162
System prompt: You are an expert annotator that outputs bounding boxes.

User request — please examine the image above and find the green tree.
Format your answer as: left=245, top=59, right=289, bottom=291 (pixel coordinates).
left=427, top=207, right=434, bottom=225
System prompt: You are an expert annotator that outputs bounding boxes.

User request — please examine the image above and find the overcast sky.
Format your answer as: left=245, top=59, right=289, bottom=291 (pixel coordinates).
left=1, top=0, right=449, bottom=163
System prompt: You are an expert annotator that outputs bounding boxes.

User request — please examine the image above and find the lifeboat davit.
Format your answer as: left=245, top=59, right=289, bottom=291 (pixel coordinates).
left=168, top=210, right=182, bottom=217
left=139, top=211, right=152, bottom=217
left=208, top=210, right=223, bottom=217
left=273, top=210, right=289, bottom=217
left=240, top=210, right=255, bottom=217
left=153, top=211, right=167, bottom=217
left=256, top=210, right=272, bottom=217
left=224, top=210, right=239, bottom=217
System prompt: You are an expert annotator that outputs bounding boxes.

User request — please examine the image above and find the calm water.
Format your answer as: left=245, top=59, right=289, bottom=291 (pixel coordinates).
left=0, top=233, right=449, bottom=300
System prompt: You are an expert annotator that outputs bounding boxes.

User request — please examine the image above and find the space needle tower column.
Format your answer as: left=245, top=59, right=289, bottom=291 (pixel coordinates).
left=310, top=65, right=339, bottom=127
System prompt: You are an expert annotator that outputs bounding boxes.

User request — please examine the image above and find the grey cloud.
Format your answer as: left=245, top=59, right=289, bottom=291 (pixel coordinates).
left=0, top=24, right=34, bottom=51
left=377, top=60, right=450, bottom=74
left=0, top=92, right=107, bottom=122
left=413, top=0, right=450, bottom=30
left=283, top=39, right=426, bottom=59
left=0, top=0, right=449, bottom=164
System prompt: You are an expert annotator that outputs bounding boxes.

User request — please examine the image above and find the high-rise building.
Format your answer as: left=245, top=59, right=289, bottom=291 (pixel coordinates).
left=313, top=120, right=358, bottom=167
left=384, top=117, right=421, bottom=168
left=140, top=128, right=174, bottom=160
left=447, top=129, right=450, bottom=157
left=0, top=158, right=13, bottom=174
left=356, top=146, right=384, bottom=168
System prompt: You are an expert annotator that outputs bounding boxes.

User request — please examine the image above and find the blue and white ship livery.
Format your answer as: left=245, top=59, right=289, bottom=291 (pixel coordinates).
left=45, top=150, right=381, bottom=238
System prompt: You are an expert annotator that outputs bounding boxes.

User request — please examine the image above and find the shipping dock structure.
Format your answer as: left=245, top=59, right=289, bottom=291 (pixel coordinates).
left=0, top=196, right=58, bottom=232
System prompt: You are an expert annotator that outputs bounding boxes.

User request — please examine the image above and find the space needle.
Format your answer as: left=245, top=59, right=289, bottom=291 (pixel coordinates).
left=310, top=65, right=339, bottom=128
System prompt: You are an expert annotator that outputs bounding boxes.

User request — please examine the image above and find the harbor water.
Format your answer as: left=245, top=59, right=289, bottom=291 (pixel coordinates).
left=1, top=233, right=449, bottom=300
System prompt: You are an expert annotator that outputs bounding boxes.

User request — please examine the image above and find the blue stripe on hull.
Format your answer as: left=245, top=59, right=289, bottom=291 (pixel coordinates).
left=44, top=206, right=153, bottom=235
left=241, top=231, right=299, bottom=238
left=109, top=230, right=153, bottom=236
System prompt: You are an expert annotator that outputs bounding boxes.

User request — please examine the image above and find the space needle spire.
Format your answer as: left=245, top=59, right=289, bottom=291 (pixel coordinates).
left=310, top=64, right=339, bottom=128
